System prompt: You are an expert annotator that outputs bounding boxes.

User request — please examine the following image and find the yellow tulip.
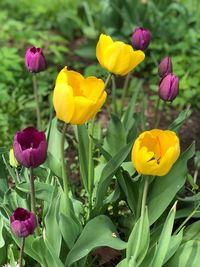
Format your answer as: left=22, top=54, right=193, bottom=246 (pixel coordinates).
left=96, top=34, right=145, bottom=76
left=53, top=67, right=107, bottom=125
left=132, top=129, right=180, bottom=176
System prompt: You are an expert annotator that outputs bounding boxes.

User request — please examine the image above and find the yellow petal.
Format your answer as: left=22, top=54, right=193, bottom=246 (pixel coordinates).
left=96, top=34, right=113, bottom=67
left=81, top=77, right=105, bottom=101
left=56, top=66, right=69, bottom=84
left=53, top=83, right=74, bottom=123
left=66, top=70, right=84, bottom=96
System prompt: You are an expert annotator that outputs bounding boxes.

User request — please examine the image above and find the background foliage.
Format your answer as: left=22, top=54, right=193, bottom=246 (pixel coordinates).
left=0, top=0, right=200, bottom=146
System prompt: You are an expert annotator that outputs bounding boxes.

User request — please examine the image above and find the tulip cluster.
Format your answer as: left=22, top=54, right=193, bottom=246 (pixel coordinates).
left=158, top=56, right=179, bottom=102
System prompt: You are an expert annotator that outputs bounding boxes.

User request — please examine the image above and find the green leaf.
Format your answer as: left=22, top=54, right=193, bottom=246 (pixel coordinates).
left=65, top=215, right=127, bottom=266
left=43, top=229, right=65, bottom=267
left=148, top=143, right=195, bottom=225
left=163, top=230, right=183, bottom=264
left=116, top=258, right=129, bottom=267
left=150, top=202, right=177, bottom=267
left=76, top=124, right=89, bottom=192
left=122, top=80, right=142, bottom=131
left=45, top=191, right=62, bottom=257
left=16, top=181, right=54, bottom=202
left=183, top=221, right=200, bottom=242
left=0, top=217, right=4, bottom=248
left=45, top=118, right=68, bottom=178
left=0, top=155, right=8, bottom=200
left=59, top=213, right=82, bottom=249
left=168, top=106, right=191, bottom=132
left=92, top=142, right=132, bottom=216
left=127, top=208, right=150, bottom=266
left=164, top=240, right=200, bottom=267
left=104, top=113, right=127, bottom=157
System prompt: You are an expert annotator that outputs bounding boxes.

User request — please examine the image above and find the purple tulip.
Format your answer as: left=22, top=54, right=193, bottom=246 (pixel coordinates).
left=158, top=56, right=173, bottom=78
left=131, top=27, right=151, bottom=51
left=25, top=47, right=46, bottom=73
left=10, top=208, right=36, bottom=237
left=159, top=73, right=179, bottom=102
left=13, top=127, right=47, bottom=168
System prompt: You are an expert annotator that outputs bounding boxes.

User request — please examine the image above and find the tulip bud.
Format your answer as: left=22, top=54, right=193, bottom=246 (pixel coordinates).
left=13, top=127, right=47, bottom=168
left=131, top=27, right=151, bottom=51
left=158, top=56, right=173, bottom=78
left=10, top=208, right=36, bottom=237
left=159, top=73, right=179, bottom=102
left=25, top=47, right=46, bottom=73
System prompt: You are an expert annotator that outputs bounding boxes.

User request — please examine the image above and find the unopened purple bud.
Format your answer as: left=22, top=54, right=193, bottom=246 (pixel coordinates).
left=158, top=57, right=173, bottom=78
left=10, top=208, right=36, bottom=237
left=131, top=27, right=151, bottom=51
left=25, top=47, right=46, bottom=73
left=159, top=73, right=179, bottom=102
left=13, top=127, right=47, bottom=168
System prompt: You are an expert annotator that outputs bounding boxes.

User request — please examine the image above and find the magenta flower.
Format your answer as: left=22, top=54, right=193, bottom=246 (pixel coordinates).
left=10, top=208, right=36, bottom=237
left=158, top=56, right=173, bottom=78
left=13, top=127, right=47, bottom=168
left=159, top=73, right=179, bottom=102
left=25, top=47, right=46, bottom=73
left=131, top=27, right=151, bottom=51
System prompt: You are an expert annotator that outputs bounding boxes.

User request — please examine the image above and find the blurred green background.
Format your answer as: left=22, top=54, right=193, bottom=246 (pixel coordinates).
left=0, top=0, right=200, bottom=146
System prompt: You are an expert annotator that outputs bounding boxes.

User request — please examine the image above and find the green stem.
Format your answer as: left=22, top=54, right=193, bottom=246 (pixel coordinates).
left=153, top=97, right=161, bottom=128
left=29, top=168, right=39, bottom=236
left=88, top=117, right=95, bottom=199
left=111, top=76, right=118, bottom=114
left=32, top=74, right=41, bottom=130
left=174, top=203, right=200, bottom=235
left=19, top=237, right=25, bottom=267
left=61, top=123, right=71, bottom=214
left=132, top=177, right=149, bottom=262
left=120, top=73, right=131, bottom=116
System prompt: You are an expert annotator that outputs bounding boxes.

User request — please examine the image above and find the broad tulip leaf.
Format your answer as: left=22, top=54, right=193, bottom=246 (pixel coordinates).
left=163, top=230, right=183, bottom=264
left=148, top=142, right=195, bottom=225
left=168, top=106, right=191, bottom=133
left=183, top=221, right=200, bottom=242
left=150, top=202, right=177, bottom=267
left=116, top=258, right=129, bottom=267
left=76, top=124, right=89, bottom=192
left=59, top=213, right=82, bottom=249
left=16, top=181, right=54, bottom=202
left=122, top=80, right=141, bottom=131
left=0, top=217, right=4, bottom=248
left=127, top=207, right=150, bottom=266
left=164, top=240, right=200, bottom=267
left=45, top=191, right=62, bottom=257
left=0, top=155, right=8, bottom=201
left=65, top=215, right=127, bottom=266
left=104, top=113, right=127, bottom=156
left=92, top=142, right=132, bottom=216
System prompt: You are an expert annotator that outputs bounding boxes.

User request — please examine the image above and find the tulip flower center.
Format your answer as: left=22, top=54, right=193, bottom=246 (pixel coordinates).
left=14, top=209, right=30, bottom=221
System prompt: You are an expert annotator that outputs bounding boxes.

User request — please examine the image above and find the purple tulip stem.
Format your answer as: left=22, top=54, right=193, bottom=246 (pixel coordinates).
left=19, top=236, right=25, bottom=267
left=61, top=123, right=71, bottom=214
left=29, top=167, right=39, bottom=236
left=32, top=74, right=41, bottom=130
left=153, top=97, right=162, bottom=128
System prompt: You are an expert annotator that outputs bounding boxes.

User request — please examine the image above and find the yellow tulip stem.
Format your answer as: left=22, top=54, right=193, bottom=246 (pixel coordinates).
left=132, top=177, right=149, bottom=262
left=32, top=74, right=41, bottom=130
left=120, top=72, right=131, bottom=116
left=100, top=73, right=112, bottom=98
left=111, top=76, right=118, bottom=114
left=88, top=117, right=95, bottom=214
left=61, top=123, right=71, bottom=213
left=174, top=203, right=200, bottom=235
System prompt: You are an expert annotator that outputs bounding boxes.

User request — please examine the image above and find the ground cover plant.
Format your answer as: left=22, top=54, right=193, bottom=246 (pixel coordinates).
left=0, top=0, right=200, bottom=266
